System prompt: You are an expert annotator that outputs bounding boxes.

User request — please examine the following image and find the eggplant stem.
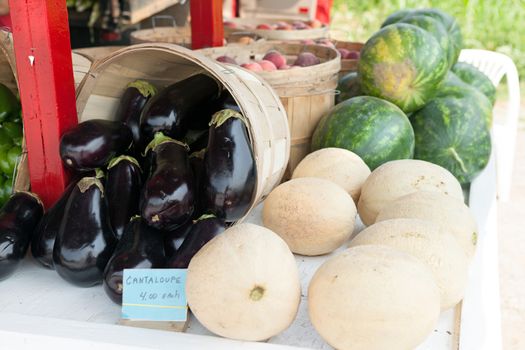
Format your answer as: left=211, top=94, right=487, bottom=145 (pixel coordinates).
left=210, top=109, right=247, bottom=128
left=196, top=213, right=216, bottom=221
left=189, top=148, right=206, bottom=159
left=107, top=155, right=141, bottom=171
left=77, top=177, right=105, bottom=196
left=95, top=168, right=105, bottom=179
left=144, top=132, right=189, bottom=156
left=127, top=80, right=157, bottom=98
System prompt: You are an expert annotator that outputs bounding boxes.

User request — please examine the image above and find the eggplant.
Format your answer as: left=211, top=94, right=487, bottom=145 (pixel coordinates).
left=189, top=149, right=206, bottom=219
left=115, top=80, right=157, bottom=155
left=103, top=216, right=166, bottom=304
left=200, top=109, right=257, bottom=221
left=30, top=177, right=83, bottom=269
left=60, top=119, right=133, bottom=172
left=106, top=156, right=142, bottom=239
left=187, top=90, right=241, bottom=130
left=139, top=74, right=221, bottom=145
left=53, top=176, right=118, bottom=287
left=167, top=214, right=226, bottom=268
left=140, top=133, right=194, bottom=231
left=0, top=192, right=44, bottom=280
left=187, top=129, right=209, bottom=154
left=164, top=219, right=192, bottom=260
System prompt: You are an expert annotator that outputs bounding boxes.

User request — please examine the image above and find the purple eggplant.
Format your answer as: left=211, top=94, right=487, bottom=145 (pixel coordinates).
left=0, top=192, right=44, bottom=280
left=200, top=109, right=256, bottom=222
left=189, top=149, right=206, bottom=219
left=164, top=219, right=192, bottom=260
left=103, top=216, right=166, bottom=304
left=185, top=129, right=209, bottom=154
left=106, top=155, right=142, bottom=239
left=167, top=214, right=226, bottom=268
left=53, top=176, right=118, bottom=287
left=115, top=80, right=157, bottom=155
left=30, top=177, right=82, bottom=269
left=140, top=133, right=194, bottom=231
left=187, top=89, right=241, bottom=130
left=139, top=74, right=221, bottom=145
left=60, top=119, right=133, bottom=172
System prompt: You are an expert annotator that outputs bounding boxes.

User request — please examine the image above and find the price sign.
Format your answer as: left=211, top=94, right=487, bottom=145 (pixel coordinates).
left=121, top=269, right=188, bottom=322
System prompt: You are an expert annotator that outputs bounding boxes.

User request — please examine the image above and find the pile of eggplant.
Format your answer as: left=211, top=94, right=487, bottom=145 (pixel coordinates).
left=27, top=74, right=257, bottom=304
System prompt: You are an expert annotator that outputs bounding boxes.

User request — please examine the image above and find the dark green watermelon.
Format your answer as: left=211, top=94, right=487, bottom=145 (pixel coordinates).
left=381, top=9, right=414, bottom=27
left=411, top=97, right=491, bottom=184
left=381, top=8, right=463, bottom=67
left=358, top=23, right=448, bottom=113
left=312, top=96, right=414, bottom=170
left=452, top=62, right=496, bottom=105
left=436, top=71, right=493, bottom=126
left=336, top=72, right=362, bottom=104
left=412, top=9, right=463, bottom=66
left=398, top=14, right=452, bottom=69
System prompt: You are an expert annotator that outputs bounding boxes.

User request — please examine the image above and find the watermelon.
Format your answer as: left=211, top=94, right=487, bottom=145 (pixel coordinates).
left=312, top=96, right=415, bottom=170
left=381, top=9, right=413, bottom=27
left=452, top=62, right=496, bottom=105
left=398, top=14, right=452, bottom=69
left=411, top=97, right=491, bottom=184
left=358, top=23, right=448, bottom=113
left=336, top=72, right=362, bottom=104
left=436, top=71, right=493, bottom=126
left=381, top=8, right=463, bottom=67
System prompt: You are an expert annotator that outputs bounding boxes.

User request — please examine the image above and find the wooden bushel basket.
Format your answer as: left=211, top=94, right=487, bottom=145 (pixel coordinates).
left=200, top=42, right=340, bottom=176
left=76, top=43, right=290, bottom=212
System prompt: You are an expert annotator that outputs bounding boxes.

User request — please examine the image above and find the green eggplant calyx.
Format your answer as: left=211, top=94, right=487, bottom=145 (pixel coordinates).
left=189, top=148, right=206, bottom=159
left=196, top=213, right=217, bottom=222
left=130, top=215, right=141, bottom=222
left=77, top=177, right=105, bottom=197
left=107, top=155, right=141, bottom=171
left=95, top=168, right=105, bottom=179
left=127, top=80, right=158, bottom=98
left=210, top=109, right=247, bottom=128
left=144, top=132, right=189, bottom=155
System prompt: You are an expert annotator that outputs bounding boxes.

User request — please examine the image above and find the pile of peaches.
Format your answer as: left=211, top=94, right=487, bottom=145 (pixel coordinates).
left=216, top=50, right=321, bottom=72
left=224, top=19, right=324, bottom=31
left=301, top=38, right=361, bottom=60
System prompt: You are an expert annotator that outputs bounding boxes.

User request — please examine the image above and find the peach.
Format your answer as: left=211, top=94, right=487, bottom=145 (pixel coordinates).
left=278, top=64, right=292, bottom=70
left=263, top=50, right=287, bottom=69
left=241, top=62, right=263, bottom=72
left=293, top=52, right=320, bottom=67
left=347, top=51, right=361, bottom=59
left=308, top=19, right=323, bottom=28
left=256, top=23, right=273, bottom=30
left=292, top=21, right=309, bottom=30
left=338, top=48, right=351, bottom=58
left=223, top=21, right=237, bottom=28
left=257, top=60, right=278, bottom=71
left=216, top=56, right=238, bottom=65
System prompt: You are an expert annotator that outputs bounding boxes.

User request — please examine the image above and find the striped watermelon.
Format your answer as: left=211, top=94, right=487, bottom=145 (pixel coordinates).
left=381, top=8, right=463, bottom=67
left=358, top=23, right=448, bottom=113
left=452, top=62, right=496, bottom=105
left=398, top=15, right=452, bottom=68
left=411, top=97, right=491, bottom=184
left=336, top=72, right=362, bottom=104
left=312, top=96, right=414, bottom=170
left=436, top=72, right=493, bottom=126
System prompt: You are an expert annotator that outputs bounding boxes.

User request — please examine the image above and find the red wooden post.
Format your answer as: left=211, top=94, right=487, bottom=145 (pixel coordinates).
left=9, top=0, right=78, bottom=208
left=190, top=0, right=224, bottom=49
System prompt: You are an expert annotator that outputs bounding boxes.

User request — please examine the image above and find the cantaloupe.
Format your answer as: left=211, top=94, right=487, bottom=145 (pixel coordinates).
left=308, top=245, right=440, bottom=350
left=262, top=177, right=357, bottom=256
left=186, top=223, right=301, bottom=341
left=357, top=159, right=464, bottom=226
left=349, top=218, right=469, bottom=310
left=376, top=191, right=478, bottom=259
left=291, top=148, right=371, bottom=202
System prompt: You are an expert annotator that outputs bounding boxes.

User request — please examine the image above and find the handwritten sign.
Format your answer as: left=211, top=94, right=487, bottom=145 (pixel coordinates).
left=121, top=269, right=188, bottom=322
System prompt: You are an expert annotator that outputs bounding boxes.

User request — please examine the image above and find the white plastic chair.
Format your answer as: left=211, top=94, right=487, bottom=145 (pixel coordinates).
left=458, top=49, right=520, bottom=202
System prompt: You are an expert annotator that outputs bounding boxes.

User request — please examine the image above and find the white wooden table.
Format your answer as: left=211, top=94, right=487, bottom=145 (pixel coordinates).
left=0, top=144, right=501, bottom=350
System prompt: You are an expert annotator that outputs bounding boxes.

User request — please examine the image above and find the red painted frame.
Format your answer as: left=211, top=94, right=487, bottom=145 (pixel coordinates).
left=9, top=0, right=78, bottom=208
left=190, top=0, right=224, bottom=49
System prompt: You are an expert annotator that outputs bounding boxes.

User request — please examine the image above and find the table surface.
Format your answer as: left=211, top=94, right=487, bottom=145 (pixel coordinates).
left=0, top=147, right=501, bottom=350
